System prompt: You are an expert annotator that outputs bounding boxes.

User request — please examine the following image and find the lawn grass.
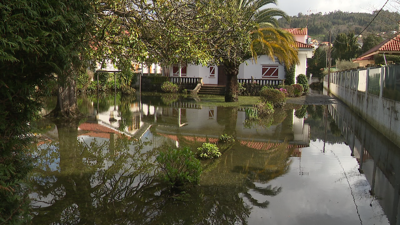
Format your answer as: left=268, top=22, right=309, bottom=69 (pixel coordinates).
left=196, top=95, right=260, bottom=107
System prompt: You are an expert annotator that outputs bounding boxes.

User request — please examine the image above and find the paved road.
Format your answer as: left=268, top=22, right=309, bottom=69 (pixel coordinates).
left=286, top=90, right=338, bottom=105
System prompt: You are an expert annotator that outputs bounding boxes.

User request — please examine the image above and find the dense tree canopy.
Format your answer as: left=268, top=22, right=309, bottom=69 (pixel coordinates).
left=332, top=32, right=360, bottom=61
left=360, top=34, right=383, bottom=54
left=307, top=47, right=327, bottom=80
left=0, top=0, right=94, bottom=223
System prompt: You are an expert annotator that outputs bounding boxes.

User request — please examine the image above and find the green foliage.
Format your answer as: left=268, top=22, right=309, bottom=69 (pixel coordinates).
left=285, top=85, right=295, bottom=97
left=335, top=59, right=359, bottom=71
left=332, top=32, right=360, bottom=61
left=161, top=81, right=179, bottom=93
left=157, top=147, right=202, bottom=187
left=291, top=84, right=304, bottom=97
left=259, top=88, right=286, bottom=108
left=245, top=108, right=259, bottom=120
left=307, top=46, right=327, bottom=80
left=296, top=74, right=309, bottom=92
left=238, top=83, right=246, bottom=95
left=253, top=102, right=275, bottom=118
left=278, top=10, right=400, bottom=42
left=0, top=0, right=93, bottom=221
left=361, top=34, right=383, bottom=54
left=375, top=54, right=400, bottom=65
left=218, top=134, right=235, bottom=143
left=161, top=93, right=179, bottom=105
left=197, top=143, right=221, bottom=159
left=121, top=85, right=136, bottom=95
left=295, top=105, right=308, bottom=118
left=284, top=66, right=295, bottom=85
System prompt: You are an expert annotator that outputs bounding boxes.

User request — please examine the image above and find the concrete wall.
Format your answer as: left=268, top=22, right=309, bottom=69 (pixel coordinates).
left=324, top=66, right=400, bottom=148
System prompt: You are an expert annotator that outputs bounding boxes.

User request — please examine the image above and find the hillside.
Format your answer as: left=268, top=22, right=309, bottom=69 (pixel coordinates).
left=278, top=10, right=400, bottom=41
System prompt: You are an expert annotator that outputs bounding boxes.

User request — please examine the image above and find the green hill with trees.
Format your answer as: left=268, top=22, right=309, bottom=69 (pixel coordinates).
left=278, top=10, right=400, bottom=41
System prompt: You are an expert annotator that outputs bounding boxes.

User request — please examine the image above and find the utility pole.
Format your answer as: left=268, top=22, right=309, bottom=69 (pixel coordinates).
left=328, top=30, right=331, bottom=93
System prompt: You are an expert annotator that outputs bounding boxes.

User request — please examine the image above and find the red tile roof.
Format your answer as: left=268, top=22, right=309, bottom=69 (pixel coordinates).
left=284, top=28, right=308, bottom=35
left=79, top=123, right=120, bottom=134
left=295, top=41, right=313, bottom=49
left=354, top=34, right=400, bottom=61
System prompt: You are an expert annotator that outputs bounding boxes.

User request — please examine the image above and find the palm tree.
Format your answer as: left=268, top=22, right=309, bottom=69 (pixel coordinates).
left=250, top=27, right=299, bottom=69
left=238, top=0, right=290, bottom=28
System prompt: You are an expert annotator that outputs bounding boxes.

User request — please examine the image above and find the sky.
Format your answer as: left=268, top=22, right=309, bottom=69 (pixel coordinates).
left=274, top=0, right=397, bottom=16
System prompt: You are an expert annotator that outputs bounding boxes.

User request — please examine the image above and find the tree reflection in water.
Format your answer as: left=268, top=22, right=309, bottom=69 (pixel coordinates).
left=29, top=107, right=295, bottom=224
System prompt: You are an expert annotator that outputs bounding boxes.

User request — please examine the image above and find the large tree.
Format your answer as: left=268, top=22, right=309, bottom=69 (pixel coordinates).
left=0, top=0, right=94, bottom=222
left=332, top=32, right=360, bottom=61
left=360, top=34, right=383, bottom=54
left=307, top=46, right=327, bottom=80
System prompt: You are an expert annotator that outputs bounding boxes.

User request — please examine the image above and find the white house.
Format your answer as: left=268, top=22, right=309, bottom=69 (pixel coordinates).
left=167, top=28, right=314, bottom=85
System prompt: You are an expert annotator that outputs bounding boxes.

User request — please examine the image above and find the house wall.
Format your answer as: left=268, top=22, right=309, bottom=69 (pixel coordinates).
left=294, top=51, right=310, bottom=82
left=186, top=64, right=218, bottom=85
left=293, top=34, right=306, bottom=44
left=238, top=55, right=285, bottom=80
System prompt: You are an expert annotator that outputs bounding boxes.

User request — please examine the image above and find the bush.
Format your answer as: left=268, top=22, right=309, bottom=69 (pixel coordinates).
left=245, top=108, right=258, bottom=120
left=285, top=85, right=295, bottom=97
left=285, top=66, right=295, bottom=85
left=218, top=134, right=235, bottom=143
left=197, top=143, right=221, bottom=159
left=296, top=74, right=309, bottom=92
left=156, top=147, right=202, bottom=187
left=121, top=84, right=136, bottom=95
left=277, top=88, right=288, bottom=97
left=256, top=101, right=274, bottom=116
left=291, top=84, right=304, bottom=97
left=259, top=88, right=286, bottom=108
left=161, top=81, right=179, bottom=93
left=295, top=105, right=307, bottom=118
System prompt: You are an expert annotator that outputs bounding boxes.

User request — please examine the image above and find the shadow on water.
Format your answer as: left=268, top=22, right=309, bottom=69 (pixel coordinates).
left=15, top=92, right=400, bottom=224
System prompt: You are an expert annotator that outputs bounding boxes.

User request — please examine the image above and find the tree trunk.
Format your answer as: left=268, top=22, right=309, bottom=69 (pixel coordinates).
left=224, top=63, right=239, bottom=102
left=47, top=69, right=81, bottom=118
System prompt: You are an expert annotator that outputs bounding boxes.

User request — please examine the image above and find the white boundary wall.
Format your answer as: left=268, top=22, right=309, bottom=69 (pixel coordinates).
left=324, top=66, right=400, bottom=148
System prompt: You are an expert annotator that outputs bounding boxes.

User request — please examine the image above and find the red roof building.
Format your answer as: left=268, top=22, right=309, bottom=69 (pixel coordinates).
left=353, top=34, right=400, bottom=67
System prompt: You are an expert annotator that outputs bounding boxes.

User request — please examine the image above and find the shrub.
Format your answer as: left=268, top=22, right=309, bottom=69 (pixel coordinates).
left=121, top=84, right=136, bottom=95
left=256, top=101, right=274, bottom=116
left=285, top=85, right=295, bottom=97
left=259, top=88, right=286, bottom=108
left=245, top=108, right=258, bottom=120
left=285, top=66, right=295, bottom=85
left=277, top=88, right=288, bottom=97
left=295, top=105, right=307, bottom=118
left=219, top=134, right=235, bottom=143
left=296, top=74, right=309, bottom=92
left=292, top=84, right=304, bottom=97
left=161, top=93, right=179, bottom=105
left=161, top=81, right=179, bottom=93
left=156, top=147, right=202, bottom=187
left=197, top=143, right=221, bottom=159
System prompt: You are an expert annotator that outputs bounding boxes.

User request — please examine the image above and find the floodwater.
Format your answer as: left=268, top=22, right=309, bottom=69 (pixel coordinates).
left=25, top=92, right=399, bottom=224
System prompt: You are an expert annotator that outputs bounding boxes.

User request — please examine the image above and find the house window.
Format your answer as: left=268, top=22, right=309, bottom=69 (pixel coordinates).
left=173, top=66, right=187, bottom=76
left=209, top=66, right=216, bottom=77
left=262, top=65, right=278, bottom=78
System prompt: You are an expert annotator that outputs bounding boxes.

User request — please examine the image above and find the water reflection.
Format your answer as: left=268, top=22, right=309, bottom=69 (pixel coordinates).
left=329, top=101, right=400, bottom=225
left=28, top=93, right=396, bottom=224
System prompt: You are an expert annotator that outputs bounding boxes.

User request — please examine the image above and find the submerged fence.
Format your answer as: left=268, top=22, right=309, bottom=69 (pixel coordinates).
left=325, top=65, right=400, bottom=101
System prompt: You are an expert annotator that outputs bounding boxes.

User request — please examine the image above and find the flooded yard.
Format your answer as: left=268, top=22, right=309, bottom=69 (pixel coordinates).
left=26, top=92, right=397, bottom=224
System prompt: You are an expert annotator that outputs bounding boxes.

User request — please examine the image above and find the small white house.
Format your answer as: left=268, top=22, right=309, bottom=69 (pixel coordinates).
left=167, top=28, right=314, bottom=85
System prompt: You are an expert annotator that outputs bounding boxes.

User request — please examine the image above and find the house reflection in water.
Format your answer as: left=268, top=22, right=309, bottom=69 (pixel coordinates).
left=139, top=102, right=310, bottom=153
